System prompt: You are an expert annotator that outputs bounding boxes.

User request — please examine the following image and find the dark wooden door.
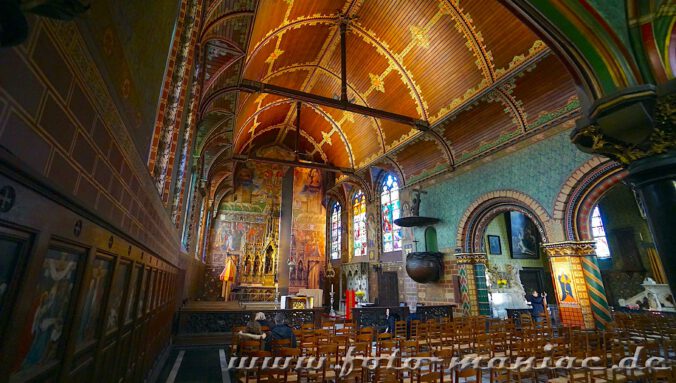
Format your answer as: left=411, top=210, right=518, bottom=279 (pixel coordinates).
left=520, top=268, right=555, bottom=300
left=378, top=272, right=399, bottom=307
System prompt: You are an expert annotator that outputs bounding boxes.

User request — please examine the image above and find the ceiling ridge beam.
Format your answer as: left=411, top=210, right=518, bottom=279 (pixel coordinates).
left=238, top=79, right=430, bottom=130
left=233, top=154, right=354, bottom=174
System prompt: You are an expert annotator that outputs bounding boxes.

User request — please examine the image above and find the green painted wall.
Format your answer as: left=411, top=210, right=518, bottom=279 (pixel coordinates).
left=415, top=129, right=593, bottom=248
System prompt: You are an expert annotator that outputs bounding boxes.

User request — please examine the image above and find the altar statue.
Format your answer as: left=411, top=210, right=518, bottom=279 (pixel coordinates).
left=220, top=255, right=237, bottom=301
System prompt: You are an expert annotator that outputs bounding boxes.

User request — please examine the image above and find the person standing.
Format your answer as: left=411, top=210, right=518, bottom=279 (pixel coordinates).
left=527, top=290, right=547, bottom=323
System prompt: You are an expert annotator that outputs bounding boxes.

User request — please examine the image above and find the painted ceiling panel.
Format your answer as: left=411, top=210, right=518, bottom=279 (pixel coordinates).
left=195, top=0, right=580, bottom=188
left=461, top=0, right=541, bottom=73
left=392, top=136, right=452, bottom=183
left=442, top=98, right=517, bottom=163
left=512, top=55, right=580, bottom=130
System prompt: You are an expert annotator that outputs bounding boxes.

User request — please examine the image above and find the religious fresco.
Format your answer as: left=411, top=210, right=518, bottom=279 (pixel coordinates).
left=289, top=168, right=326, bottom=293
left=77, top=258, right=112, bottom=346
left=204, top=163, right=284, bottom=298
left=13, top=248, right=82, bottom=374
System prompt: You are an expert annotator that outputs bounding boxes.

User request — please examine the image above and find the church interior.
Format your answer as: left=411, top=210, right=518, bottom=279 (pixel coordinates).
left=0, top=0, right=674, bottom=382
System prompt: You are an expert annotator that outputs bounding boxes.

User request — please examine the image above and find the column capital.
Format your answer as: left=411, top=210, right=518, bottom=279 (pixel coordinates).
left=542, top=241, right=596, bottom=257
left=571, top=84, right=675, bottom=165
left=454, top=252, right=487, bottom=265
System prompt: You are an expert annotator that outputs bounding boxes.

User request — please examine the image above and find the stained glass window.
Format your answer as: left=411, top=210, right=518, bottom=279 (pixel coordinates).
left=591, top=206, right=611, bottom=258
left=381, top=174, right=402, bottom=253
left=330, top=203, right=341, bottom=260
left=353, top=191, right=367, bottom=257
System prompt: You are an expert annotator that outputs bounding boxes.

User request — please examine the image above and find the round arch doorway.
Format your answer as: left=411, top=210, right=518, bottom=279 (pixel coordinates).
left=586, top=182, right=672, bottom=311
left=482, top=211, right=556, bottom=319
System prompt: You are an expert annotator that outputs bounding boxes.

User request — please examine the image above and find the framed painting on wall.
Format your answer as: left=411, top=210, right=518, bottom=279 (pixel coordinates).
left=505, top=212, right=540, bottom=259
left=76, top=256, right=113, bottom=348
left=13, top=245, right=83, bottom=378
left=487, top=235, right=502, bottom=255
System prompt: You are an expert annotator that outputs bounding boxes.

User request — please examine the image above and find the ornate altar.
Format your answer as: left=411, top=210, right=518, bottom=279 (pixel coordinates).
left=225, top=203, right=280, bottom=301
left=486, top=263, right=530, bottom=318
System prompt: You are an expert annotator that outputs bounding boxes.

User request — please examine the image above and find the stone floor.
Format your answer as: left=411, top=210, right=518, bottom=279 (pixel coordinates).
left=157, top=346, right=230, bottom=383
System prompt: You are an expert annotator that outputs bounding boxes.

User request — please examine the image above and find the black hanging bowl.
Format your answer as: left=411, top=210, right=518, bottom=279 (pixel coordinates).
left=406, top=252, right=443, bottom=283
left=394, top=216, right=440, bottom=227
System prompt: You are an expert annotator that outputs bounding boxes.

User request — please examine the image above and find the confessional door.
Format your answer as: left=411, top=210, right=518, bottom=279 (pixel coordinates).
left=378, top=272, right=399, bottom=307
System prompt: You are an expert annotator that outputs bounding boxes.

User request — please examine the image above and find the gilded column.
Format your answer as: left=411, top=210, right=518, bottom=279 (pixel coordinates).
left=543, top=241, right=611, bottom=329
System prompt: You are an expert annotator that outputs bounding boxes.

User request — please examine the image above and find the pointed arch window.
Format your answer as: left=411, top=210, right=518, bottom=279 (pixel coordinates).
left=330, top=203, right=341, bottom=260
left=591, top=205, right=611, bottom=258
left=381, top=174, right=402, bottom=253
left=353, top=191, right=367, bottom=257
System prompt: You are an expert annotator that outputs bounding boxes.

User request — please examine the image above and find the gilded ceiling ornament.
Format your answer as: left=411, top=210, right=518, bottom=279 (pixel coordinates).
left=410, top=26, right=430, bottom=49
left=265, top=48, right=285, bottom=64
left=369, top=73, right=385, bottom=93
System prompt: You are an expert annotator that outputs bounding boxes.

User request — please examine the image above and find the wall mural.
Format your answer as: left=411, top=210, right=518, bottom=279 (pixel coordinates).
left=204, top=162, right=284, bottom=299
left=289, top=168, right=326, bottom=294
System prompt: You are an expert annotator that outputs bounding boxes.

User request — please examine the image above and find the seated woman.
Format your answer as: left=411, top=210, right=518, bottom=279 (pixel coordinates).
left=254, top=312, right=271, bottom=330
left=238, top=320, right=267, bottom=341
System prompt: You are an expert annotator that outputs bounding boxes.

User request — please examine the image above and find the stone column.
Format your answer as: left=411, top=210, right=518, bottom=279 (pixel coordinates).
left=571, top=86, right=675, bottom=297
left=277, top=167, right=294, bottom=296
left=455, top=253, right=489, bottom=317
left=543, top=241, right=611, bottom=329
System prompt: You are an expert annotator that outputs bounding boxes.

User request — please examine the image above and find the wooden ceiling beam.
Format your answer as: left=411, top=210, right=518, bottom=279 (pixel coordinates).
left=233, top=154, right=354, bottom=174
left=238, top=79, right=430, bottom=130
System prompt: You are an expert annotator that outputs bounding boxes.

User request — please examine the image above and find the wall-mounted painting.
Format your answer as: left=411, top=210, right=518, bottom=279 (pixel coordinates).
left=106, top=261, right=130, bottom=334
left=487, top=235, right=501, bottom=255
left=77, top=257, right=112, bottom=347
left=505, top=212, right=540, bottom=259
left=14, top=246, right=82, bottom=375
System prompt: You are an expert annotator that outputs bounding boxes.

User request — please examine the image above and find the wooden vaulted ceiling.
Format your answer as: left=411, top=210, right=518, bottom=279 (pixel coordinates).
left=197, top=0, right=580, bottom=194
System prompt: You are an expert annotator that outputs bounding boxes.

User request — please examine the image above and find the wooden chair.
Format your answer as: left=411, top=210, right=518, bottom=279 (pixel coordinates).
left=356, top=333, right=373, bottom=344
left=315, top=343, right=339, bottom=382
left=410, top=320, right=421, bottom=338
left=454, top=367, right=481, bottom=383
left=395, top=320, right=408, bottom=339
left=239, top=339, right=262, bottom=356
left=377, top=340, right=397, bottom=357
left=377, top=332, right=393, bottom=341
left=270, top=338, right=292, bottom=353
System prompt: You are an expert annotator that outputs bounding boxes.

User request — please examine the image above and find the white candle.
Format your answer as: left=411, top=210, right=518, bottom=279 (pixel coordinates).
left=331, top=284, right=334, bottom=294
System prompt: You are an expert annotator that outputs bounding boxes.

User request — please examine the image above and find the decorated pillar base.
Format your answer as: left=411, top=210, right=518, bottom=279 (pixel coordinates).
left=543, top=241, right=611, bottom=329
left=455, top=253, right=490, bottom=317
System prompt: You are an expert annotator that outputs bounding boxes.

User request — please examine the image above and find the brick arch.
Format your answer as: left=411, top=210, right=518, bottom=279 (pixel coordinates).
left=457, top=190, right=552, bottom=252
left=554, top=158, right=627, bottom=240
